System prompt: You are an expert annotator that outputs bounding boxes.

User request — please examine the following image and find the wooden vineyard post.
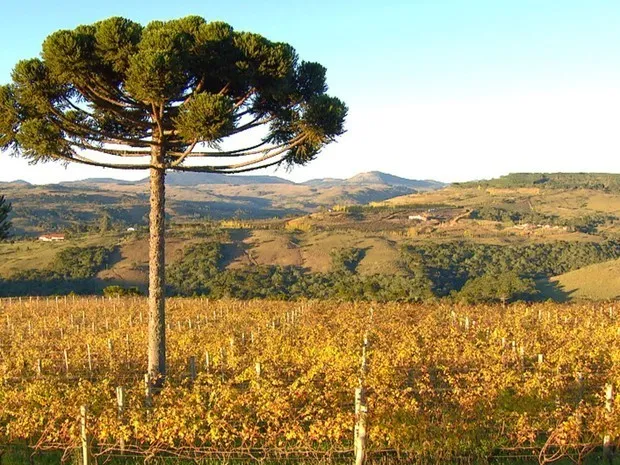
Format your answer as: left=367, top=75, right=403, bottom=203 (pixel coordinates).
left=144, top=373, right=153, bottom=408
left=354, top=332, right=370, bottom=465
left=80, top=405, right=91, bottom=465
left=603, top=383, right=614, bottom=463
left=107, top=339, right=113, bottom=368
left=87, top=344, right=93, bottom=373
left=64, top=349, right=69, bottom=374
left=354, top=386, right=367, bottom=465
left=116, top=386, right=126, bottom=455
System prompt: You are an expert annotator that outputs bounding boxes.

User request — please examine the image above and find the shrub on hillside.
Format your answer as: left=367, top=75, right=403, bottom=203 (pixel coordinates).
left=52, top=246, right=115, bottom=279
left=103, top=285, right=142, bottom=297
left=455, top=272, right=538, bottom=304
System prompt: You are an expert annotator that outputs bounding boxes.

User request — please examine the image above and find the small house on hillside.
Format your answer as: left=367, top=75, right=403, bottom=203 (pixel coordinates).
left=38, top=233, right=65, bottom=242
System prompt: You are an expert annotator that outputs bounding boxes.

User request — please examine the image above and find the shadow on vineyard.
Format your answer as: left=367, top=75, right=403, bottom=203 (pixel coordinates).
left=2, top=445, right=618, bottom=464
left=533, top=279, right=573, bottom=303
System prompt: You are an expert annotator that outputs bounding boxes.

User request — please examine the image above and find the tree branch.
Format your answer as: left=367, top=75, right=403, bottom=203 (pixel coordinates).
left=169, top=135, right=307, bottom=171
left=78, top=83, right=134, bottom=110
left=61, top=96, right=153, bottom=130
left=220, top=156, right=287, bottom=173
left=88, top=74, right=150, bottom=110
left=168, top=135, right=305, bottom=159
left=182, top=77, right=205, bottom=105
left=233, top=87, right=255, bottom=109
left=227, top=114, right=277, bottom=136
left=218, top=136, right=305, bottom=170
left=168, top=139, right=272, bottom=158
left=60, top=147, right=152, bottom=170
left=167, top=139, right=198, bottom=168
left=48, top=106, right=155, bottom=148
left=218, top=82, right=231, bottom=96
left=173, top=155, right=286, bottom=174
left=152, top=103, right=164, bottom=140
left=73, top=141, right=151, bottom=157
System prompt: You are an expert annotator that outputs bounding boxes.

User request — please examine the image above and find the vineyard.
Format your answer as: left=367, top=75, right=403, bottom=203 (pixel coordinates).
left=0, top=297, right=618, bottom=464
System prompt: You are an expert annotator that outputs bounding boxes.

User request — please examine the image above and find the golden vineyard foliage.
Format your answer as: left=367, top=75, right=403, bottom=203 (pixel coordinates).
left=0, top=297, right=618, bottom=460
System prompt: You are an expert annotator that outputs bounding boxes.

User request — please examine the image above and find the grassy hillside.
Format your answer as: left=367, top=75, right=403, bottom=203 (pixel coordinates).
left=0, top=227, right=408, bottom=285
left=382, top=184, right=620, bottom=238
left=544, top=258, right=620, bottom=301
left=386, top=184, right=620, bottom=217
left=0, top=233, right=122, bottom=277
left=296, top=230, right=403, bottom=275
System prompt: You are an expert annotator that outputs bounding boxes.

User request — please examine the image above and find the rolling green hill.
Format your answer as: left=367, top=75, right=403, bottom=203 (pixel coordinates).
left=382, top=180, right=620, bottom=237
left=543, top=258, right=620, bottom=301
left=455, top=172, right=620, bottom=192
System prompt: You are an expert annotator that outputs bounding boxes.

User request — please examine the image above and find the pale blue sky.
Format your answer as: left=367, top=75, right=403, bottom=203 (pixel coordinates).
left=1, top=0, right=619, bottom=183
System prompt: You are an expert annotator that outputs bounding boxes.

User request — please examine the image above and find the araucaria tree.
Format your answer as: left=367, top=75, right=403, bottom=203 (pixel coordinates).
left=0, top=16, right=347, bottom=384
left=0, top=195, right=11, bottom=239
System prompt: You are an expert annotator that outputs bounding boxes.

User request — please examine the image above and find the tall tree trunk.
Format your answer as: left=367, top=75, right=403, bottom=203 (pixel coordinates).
left=148, top=161, right=166, bottom=385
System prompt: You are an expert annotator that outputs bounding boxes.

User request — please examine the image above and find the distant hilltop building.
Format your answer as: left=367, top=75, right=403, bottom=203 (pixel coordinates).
left=126, top=227, right=136, bottom=232
left=38, top=233, right=65, bottom=242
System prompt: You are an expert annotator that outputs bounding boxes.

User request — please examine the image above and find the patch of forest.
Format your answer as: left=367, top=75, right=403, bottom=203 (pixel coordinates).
left=3, top=239, right=619, bottom=303
left=456, top=172, right=620, bottom=192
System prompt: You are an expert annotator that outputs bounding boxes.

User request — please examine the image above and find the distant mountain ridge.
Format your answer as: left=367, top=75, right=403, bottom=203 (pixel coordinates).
left=61, top=178, right=139, bottom=186
left=162, top=172, right=295, bottom=186
left=3, top=180, right=32, bottom=186
left=46, top=171, right=446, bottom=190
left=1, top=171, right=447, bottom=235
left=305, top=171, right=445, bottom=190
